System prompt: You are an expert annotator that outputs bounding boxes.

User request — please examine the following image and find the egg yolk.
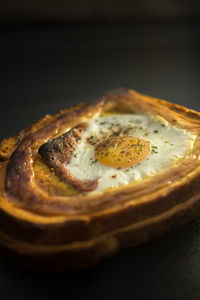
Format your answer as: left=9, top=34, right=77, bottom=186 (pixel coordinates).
left=95, top=136, right=150, bottom=168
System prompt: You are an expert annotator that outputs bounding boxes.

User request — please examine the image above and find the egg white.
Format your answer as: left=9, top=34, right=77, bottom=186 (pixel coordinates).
left=66, top=113, right=196, bottom=193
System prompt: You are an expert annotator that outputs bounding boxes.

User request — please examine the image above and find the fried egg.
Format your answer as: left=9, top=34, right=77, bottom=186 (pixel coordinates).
left=66, top=113, right=196, bottom=192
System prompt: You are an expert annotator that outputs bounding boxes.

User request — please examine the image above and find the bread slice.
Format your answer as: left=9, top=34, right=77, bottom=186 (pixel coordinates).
left=0, top=88, right=200, bottom=272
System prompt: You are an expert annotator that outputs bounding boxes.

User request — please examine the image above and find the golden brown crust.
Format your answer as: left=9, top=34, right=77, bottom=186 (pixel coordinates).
left=0, top=88, right=200, bottom=271
left=38, top=122, right=99, bottom=192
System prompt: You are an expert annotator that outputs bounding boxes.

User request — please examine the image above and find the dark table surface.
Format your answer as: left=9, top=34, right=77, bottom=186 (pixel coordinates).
left=0, top=21, right=200, bottom=300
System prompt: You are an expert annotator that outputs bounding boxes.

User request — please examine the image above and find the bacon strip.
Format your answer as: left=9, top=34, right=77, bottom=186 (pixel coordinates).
left=38, top=123, right=99, bottom=192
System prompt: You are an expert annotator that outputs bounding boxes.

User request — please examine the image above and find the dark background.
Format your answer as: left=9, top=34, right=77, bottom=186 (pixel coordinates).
left=0, top=1, right=200, bottom=299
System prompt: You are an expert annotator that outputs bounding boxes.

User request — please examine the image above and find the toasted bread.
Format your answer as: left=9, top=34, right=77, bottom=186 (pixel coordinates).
left=0, top=88, right=200, bottom=272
